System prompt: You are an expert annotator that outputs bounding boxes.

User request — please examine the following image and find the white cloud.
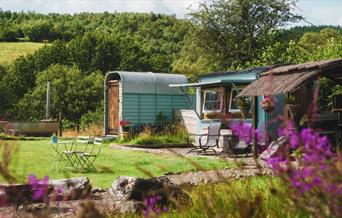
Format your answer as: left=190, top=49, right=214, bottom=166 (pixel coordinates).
left=0, top=0, right=205, bottom=18
left=0, top=0, right=341, bottom=25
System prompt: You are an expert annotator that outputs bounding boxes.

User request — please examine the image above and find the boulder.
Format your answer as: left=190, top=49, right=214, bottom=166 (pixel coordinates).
left=49, top=177, right=91, bottom=201
left=108, top=176, right=190, bottom=213
left=0, top=184, right=53, bottom=208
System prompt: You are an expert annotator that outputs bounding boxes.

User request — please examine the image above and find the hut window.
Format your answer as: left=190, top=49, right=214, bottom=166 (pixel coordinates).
left=203, top=89, right=223, bottom=112
left=229, top=87, right=242, bottom=112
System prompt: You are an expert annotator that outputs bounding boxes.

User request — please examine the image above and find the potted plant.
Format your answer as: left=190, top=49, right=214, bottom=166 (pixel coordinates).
left=261, top=96, right=275, bottom=113
left=285, top=94, right=301, bottom=120
left=236, top=97, right=250, bottom=119
left=119, top=120, right=131, bottom=140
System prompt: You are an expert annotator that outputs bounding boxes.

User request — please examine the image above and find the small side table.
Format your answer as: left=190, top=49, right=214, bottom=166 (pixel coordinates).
left=220, top=129, right=233, bottom=153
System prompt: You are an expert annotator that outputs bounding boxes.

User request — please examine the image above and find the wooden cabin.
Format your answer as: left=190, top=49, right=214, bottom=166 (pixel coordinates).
left=170, top=67, right=282, bottom=143
left=238, top=58, right=342, bottom=149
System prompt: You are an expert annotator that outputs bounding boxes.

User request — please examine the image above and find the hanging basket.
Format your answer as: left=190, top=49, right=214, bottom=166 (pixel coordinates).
left=262, top=104, right=275, bottom=113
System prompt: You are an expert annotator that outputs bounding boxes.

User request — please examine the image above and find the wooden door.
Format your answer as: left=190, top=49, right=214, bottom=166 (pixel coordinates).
left=108, top=80, right=120, bottom=134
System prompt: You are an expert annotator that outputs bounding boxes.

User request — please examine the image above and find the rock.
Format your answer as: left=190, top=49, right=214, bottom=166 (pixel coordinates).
left=0, top=184, right=53, bottom=208
left=91, top=187, right=107, bottom=194
left=108, top=176, right=190, bottom=214
left=49, top=177, right=91, bottom=201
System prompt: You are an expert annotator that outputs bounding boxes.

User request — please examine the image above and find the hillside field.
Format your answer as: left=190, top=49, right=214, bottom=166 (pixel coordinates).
left=0, top=42, right=46, bottom=66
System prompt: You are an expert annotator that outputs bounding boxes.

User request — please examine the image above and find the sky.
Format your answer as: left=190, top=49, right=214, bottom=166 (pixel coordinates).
left=1, top=0, right=342, bottom=26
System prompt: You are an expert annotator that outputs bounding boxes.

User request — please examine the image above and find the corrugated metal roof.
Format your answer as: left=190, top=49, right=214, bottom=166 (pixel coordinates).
left=105, top=71, right=188, bottom=95
left=198, top=67, right=270, bottom=80
left=169, top=67, right=270, bottom=88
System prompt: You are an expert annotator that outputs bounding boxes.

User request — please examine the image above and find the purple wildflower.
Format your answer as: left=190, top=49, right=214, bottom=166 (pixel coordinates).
left=230, top=122, right=253, bottom=144
left=143, top=195, right=167, bottom=217
left=28, top=174, right=50, bottom=201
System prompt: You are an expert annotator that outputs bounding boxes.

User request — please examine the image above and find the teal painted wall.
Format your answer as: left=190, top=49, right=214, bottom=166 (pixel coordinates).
left=122, top=93, right=193, bottom=126
left=257, top=95, right=285, bottom=143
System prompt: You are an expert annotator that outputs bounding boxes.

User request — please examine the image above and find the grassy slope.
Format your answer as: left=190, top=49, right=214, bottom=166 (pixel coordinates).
left=164, top=177, right=307, bottom=218
left=0, top=42, right=45, bottom=66
left=0, top=139, right=234, bottom=188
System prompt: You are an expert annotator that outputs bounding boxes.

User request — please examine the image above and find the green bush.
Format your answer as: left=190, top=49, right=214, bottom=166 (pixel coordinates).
left=118, top=122, right=189, bottom=147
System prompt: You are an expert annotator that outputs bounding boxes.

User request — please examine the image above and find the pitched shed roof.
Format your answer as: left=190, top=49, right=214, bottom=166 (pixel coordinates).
left=238, top=59, right=342, bottom=97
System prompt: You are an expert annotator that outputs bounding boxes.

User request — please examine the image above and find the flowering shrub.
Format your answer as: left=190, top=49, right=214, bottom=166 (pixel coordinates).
left=229, top=119, right=342, bottom=217
left=143, top=195, right=168, bottom=217
left=229, top=121, right=263, bottom=148
left=119, top=120, right=131, bottom=131
left=267, top=126, right=342, bottom=217
left=28, top=174, right=50, bottom=202
left=230, top=122, right=254, bottom=144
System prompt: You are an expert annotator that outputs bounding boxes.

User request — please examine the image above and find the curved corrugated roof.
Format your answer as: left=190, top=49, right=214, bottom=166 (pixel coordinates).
left=105, top=71, right=188, bottom=95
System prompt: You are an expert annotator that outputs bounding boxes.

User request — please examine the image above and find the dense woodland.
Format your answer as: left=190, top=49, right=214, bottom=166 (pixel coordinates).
left=0, top=0, right=341, bottom=130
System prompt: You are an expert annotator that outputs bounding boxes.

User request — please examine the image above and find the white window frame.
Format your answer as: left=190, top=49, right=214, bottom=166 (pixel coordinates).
left=229, top=87, right=243, bottom=112
left=202, top=88, right=224, bottom=113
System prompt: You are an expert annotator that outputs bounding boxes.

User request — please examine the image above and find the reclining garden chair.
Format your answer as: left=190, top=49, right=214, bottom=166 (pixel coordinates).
left=187, top=122, right=221, bottom=155
left=259, top=136, right=289, bottom=160
left=76, top=137, right=103, bottom=171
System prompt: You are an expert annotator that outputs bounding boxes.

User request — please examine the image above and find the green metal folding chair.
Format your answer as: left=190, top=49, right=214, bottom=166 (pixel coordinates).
left=63, top=136, right=93, bottom=170
left=76, top=137, right=103, bottom=171
left=50, top=140, right=76, bottom=173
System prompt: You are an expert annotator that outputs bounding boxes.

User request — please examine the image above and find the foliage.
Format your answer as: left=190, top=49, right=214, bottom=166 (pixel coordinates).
left=156, top=112, right=168, bottom=127
left=120, top=120, right=132, bottom=132
left=164, top=177, right=306, bottom=218
left=285, top=94, right=298, bottom=104
left=0, top=12, right=190, bottom=126
left=22, top=19, right=55, bottom=42
left=120, top=123, right=189, bottom=146
left=230, top=119, right=342, bottom=217
left=80, top=104, right=104, bottom=130
left=236, top=97, right=250, bottom=108
left=287, top=25, right=342, bottom=40
left=267, top=125, right=342, bottom=217
left=175, top=0, right=303, bottom=72
left=13, top=64, right=103, bottom=129
left=298, top=28, right=342, bottom=53
left=0, top=7, right=342, bottom=128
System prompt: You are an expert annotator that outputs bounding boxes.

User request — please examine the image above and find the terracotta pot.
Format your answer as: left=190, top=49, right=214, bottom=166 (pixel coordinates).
left=120, top=131, right=130, bottom=140
left=262, top=105, right=274, bottom=113
left=239, top=106, right=250, bottom=119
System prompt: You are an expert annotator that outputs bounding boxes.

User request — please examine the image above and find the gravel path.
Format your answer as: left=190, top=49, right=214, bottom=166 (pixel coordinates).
left=110, top=144, right=261, bottom=166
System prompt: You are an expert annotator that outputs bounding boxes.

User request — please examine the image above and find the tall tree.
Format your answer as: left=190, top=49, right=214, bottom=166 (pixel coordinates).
left=176, top=0, right=303, bottom=71
left=14, top=64, right=103, bottom=129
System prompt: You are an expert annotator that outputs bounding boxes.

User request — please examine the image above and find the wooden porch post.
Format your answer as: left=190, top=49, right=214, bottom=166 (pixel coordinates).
left=252, top=96, right=258, bottom=159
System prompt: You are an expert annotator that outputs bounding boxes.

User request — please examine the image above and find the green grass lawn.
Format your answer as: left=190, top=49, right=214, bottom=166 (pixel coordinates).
left=0, top=139, right=234, bottom=188
left=0, top=42, right=46, bottom=66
